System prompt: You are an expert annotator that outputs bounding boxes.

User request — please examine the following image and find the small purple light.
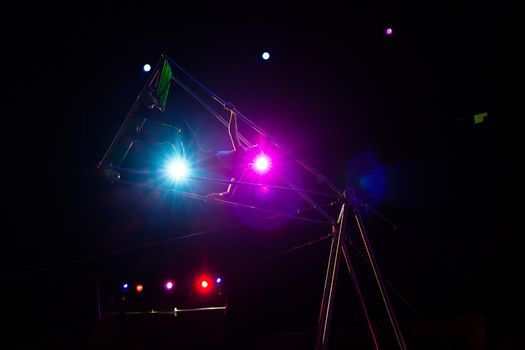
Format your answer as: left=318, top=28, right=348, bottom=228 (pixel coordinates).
left=386, top=27, right=393, bottom=36
left=216, top=277, right=222, bottom=284
left=123, top=283, right=128, bottom=289
left=165, top=281, right=174, bottom=290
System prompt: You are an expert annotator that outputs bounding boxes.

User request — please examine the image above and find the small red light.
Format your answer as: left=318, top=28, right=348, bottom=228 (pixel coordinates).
left=196, top=276, right=212, bottom=294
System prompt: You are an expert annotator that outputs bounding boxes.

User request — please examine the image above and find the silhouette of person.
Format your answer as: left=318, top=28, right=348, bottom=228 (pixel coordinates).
left=193, top=102, right=260, bottom=200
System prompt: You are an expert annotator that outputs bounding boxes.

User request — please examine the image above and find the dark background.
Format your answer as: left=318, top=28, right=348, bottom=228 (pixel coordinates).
left=2, top=1, right=522, bottom=349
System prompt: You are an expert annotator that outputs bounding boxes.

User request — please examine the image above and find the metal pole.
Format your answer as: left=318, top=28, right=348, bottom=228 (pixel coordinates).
left=341, top=241, right=380, bottom=350
left=98, top=57, right=163, bottom=169
left=349, top=193, right=407, bottom=350
left=315, top=202, right=347, bottom=350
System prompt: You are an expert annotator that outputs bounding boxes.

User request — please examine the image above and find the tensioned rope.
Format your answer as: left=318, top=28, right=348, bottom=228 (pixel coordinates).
left=99, top=57, right=165, bottom=169
left=358, top=201, right=517, bottom=308
left=114, top=178, right=333, bottom=226
left=346, top=238, right=452, bottom=349
left=0, top=212, right=302, bottom=280
left=108, top=165, right=338, bottom=199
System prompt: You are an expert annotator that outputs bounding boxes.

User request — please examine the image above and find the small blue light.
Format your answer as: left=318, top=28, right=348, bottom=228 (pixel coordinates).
left=216, top=277, right=222, bottom=284
left=261, top=52, right=270, bottom=60
left=123, top=283, right=128, bottom=289
left=143, top=64, right=151, bottom=72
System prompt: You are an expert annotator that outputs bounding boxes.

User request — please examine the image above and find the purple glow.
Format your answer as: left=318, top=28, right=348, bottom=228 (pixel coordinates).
left=165, top=281, right=174, bottom=290
left=252, top=153, right=271, bottom=174
left=123, top=283, right=128, bottom=289
left=255, top=184, right=274, bottom=203
left=386, top=27, right=393, bottom=36
left=216, top=277, right=222, bottom=284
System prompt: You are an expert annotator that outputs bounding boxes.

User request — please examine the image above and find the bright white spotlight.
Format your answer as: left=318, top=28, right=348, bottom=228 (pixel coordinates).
left=143, top=64, right=151, bottom=72
left=262, top=52, right=270, bottom=60
left=166, top=159, right=189, bottom=181
left=252, top=153, right=271, bottom=174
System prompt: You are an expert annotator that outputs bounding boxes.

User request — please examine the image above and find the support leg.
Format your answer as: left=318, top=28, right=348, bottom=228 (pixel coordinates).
left=315, top=203, right=347, bottom=350
left=350, top=197, right=407, bottom=350
left=341, top=241, right=379, bottom=350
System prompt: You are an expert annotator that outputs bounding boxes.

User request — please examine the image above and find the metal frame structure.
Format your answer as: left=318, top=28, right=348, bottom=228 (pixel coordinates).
left=99, top=54, right=407, bottom=349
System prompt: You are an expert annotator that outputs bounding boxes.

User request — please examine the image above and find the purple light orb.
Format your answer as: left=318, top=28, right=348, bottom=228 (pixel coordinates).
left=385, top=27, right=393, bottom=36
left=252, top=153, right=271, bottom=175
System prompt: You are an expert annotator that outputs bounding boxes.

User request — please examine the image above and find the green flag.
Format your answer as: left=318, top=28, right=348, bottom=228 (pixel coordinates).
left=473, top=112, right=488, bottom=124
left=156, top=58, right=172, bottom=111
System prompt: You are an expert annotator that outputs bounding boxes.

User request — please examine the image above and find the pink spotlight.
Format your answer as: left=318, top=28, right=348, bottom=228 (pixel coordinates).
left=164, top=280, right=174, bottom=290
left=252, top=153, right=271, bottom=174
left=386, top=27, right=393, bottom=36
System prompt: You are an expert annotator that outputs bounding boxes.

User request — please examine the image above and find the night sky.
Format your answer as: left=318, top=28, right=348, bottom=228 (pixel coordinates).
left=2, top=1, right=522, bottom=349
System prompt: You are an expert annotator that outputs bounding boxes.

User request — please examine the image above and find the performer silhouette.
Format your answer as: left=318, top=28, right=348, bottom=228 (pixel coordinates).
left=193, top=102, right=260, bottom=200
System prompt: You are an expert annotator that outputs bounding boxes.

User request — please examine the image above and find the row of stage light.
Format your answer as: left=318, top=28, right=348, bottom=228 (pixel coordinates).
left=121, top=275, right=223, bottom=295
